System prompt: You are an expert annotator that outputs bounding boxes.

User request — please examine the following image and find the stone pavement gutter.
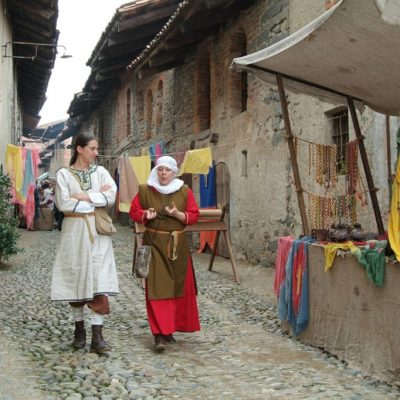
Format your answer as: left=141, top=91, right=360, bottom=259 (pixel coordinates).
left=0, top=227, right=399, bottom=400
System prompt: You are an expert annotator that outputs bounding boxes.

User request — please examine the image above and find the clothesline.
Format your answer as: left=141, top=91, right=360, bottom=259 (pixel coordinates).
left=42, top=137, right=254, bottom=157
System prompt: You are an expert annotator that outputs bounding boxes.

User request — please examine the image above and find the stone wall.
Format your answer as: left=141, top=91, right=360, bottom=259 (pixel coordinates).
left=80, top=0, right=400, bottom=266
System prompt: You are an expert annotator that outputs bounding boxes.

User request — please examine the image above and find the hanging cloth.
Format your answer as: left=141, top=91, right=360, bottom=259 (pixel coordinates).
left=198, top=165, right=218, bottom=253
left=324, top=241, right=358, bottom=271
left=5, top=144, right=24, bottom=203
left=129, top=155, right=151, bottom=184
left=388, top=158, right=400, bottom=261
left=20, top=149, right=35, bottom=204
left=118, top=157, right=139, bottom=213
left=178, top=148, right=212, bottom=175
left=274, top=236, right=295, bottom=296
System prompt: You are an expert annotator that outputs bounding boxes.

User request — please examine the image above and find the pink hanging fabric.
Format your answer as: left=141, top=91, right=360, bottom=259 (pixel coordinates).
left=24, top=184, right=36, bottom=229
left=273, top=236, right=295, bottom=296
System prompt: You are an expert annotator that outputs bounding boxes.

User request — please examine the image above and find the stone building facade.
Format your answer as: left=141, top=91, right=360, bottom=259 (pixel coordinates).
left=76, top=0, right=400, bottom=266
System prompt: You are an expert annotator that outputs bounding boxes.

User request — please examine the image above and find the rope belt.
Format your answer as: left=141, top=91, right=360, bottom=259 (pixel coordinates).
left=145, top=227, right=185, bottom=261
left=64, top=212, right=95, bottom=243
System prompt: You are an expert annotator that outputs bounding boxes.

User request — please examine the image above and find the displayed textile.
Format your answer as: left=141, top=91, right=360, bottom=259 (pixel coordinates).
left=129, top=155, right=151, bottom=184
left=24, top=184, right=36, bottom=229
left=324, top=241, right=358, bottom=271
left=5, top=144, right=23, bottom=204
left=141, top=141, right=165, bottom=162
left=277, top=236, right=314, bottom=336
left=118, top=157, right=139, bottom=213
left=21, top=150, right=35, bottom=204
left=274, top=236, right=295, bottom=296
left=178, top=148, right=212, bottom=175
left=198, top=165, right=218, bottom=253
left=199, top=165, right=216, bottom=208
left=388, top=157, right=400, bottom=261
left=352, top=247, right=386, bottom=287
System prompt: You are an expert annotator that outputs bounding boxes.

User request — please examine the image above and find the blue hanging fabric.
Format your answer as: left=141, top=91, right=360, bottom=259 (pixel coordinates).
left=199, top=164, right=216, bottom=208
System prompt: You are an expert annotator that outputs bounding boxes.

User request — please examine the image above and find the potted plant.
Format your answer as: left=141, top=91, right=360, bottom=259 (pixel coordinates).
left=0, top=165, right=20, bottom=265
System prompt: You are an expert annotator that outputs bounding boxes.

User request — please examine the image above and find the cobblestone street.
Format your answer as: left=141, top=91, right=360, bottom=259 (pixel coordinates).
left=0, top=227, right=399, bottom=400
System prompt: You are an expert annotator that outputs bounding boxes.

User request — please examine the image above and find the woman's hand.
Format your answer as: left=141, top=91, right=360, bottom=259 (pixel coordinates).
left=145, top=208, right=157, bottom=220
left=165, top=201, right=185, bottom=222
left=165, top=202, right=179, bottom=217
left=100, top=184, right=113, bottom=192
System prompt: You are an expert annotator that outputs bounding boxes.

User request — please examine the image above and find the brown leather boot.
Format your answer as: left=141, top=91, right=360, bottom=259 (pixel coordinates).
left=90, top=325, right=111, bottom=353
left=154, top=334, right=166, bottom=352
left=163, top=334, right=176, bottom=343
left=72, top=320, right=86, bottom=349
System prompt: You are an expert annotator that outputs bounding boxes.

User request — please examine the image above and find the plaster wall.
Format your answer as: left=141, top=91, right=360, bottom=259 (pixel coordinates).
left=0, top=0, right=19, bottom=165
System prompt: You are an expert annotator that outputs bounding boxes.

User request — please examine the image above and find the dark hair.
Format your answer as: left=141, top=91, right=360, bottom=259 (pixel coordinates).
left=69, top=133, right=98, bottom=166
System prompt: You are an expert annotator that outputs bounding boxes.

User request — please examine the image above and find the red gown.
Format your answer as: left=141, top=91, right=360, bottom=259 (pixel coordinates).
left=129, top=187, right=201, bottom=335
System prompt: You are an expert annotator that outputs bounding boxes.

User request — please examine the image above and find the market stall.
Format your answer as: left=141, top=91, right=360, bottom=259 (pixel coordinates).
left=231, top=0, right=400, bottom=383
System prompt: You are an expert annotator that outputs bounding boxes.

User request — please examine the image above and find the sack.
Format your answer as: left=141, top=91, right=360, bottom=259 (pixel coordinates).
left=34, top=208, right=54, bottom=231
left=135, top=245, right=152, bottom=278
left=94, top=207, right=116, bottom=235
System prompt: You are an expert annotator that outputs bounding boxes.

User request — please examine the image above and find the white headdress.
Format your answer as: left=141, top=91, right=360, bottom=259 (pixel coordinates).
left=147, top=156, right=184, bottom=194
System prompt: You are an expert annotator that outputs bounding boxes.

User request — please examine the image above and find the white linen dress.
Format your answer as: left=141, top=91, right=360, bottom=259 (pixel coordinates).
left=51, top=165, right=119, bottom=302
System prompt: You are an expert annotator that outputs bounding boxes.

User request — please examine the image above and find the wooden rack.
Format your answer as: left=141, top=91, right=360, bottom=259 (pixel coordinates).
left=132, top=205, right=240, bottom=284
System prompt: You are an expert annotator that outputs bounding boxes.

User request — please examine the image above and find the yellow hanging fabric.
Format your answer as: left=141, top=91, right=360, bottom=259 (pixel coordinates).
left=388, top=159, right=400, bottom=261
left=129, top=155, right=151, bottom=184
left=324, top=241, right=358, bottom=271
left=5, top=144, right=24, bottom=195
left=178, top=148, right=212, bottom=175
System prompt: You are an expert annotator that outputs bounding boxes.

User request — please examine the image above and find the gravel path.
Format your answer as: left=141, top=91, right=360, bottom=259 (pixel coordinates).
left=0, top=227, right=399, bottom=399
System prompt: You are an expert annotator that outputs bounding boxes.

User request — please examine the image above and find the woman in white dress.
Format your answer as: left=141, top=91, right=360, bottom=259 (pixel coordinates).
left=51, top=133, right=119, bottom=353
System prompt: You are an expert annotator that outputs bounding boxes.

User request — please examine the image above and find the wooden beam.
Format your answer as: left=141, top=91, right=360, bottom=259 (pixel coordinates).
left=118, top=4, right=179, bottom=31
left=347, top=96, right=384, bottom=235
left=386, top=114, right=392, bottom=206
left=276, top=74, right=310, bottom=236
left=148, top=44, right=196, bottom=67
left=137, top=60, right=184, bottom=79
left=108, top=21, right=166, bottom=46
left=163, top=27, right=219, bottom=51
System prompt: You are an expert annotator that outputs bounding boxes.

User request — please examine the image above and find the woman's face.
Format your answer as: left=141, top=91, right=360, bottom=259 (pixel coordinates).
left=77, top=139, right=98, bottom=165
left=157, top=166, right=175, bottom=186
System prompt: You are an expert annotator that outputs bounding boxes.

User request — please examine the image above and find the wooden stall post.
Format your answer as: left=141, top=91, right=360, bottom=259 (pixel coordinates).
left=386, top=114, right=392, bottom=205
left=347, top=96, right=385, bottom=235
left=276, top=74, right=310, bottom=236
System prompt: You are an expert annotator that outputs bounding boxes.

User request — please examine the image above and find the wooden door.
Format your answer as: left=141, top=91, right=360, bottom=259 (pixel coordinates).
left=215, top=162, right=230, bottom=258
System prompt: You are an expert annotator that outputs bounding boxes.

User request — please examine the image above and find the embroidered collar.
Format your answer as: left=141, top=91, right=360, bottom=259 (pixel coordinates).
left=68, top=164, right=97, bottom=191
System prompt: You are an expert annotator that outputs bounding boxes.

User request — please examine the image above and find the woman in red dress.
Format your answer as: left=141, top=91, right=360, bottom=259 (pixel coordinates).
left=129, top=156, right=200, bottom=351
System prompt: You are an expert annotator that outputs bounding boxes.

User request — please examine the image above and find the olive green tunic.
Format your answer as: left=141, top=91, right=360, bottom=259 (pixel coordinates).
left=139, top=184, right=190, bottom=300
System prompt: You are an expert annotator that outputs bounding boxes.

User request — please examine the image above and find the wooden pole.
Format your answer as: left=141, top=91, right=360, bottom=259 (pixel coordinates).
left=386, top=114, right=392, bottom=205
left=276, top=74, right=310, bottom=236
left=347, top=96, right=385, bottom=235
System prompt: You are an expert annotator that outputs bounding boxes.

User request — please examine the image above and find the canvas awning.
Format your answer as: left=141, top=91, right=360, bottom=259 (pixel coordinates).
left=231, top=0, right=400, bottom=116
